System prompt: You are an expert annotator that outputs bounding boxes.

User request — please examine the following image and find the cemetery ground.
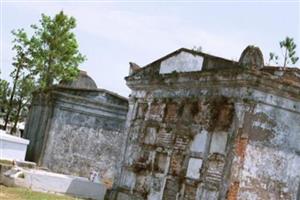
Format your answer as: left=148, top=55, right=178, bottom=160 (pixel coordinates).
left=0, top=184, right=81, bottom=200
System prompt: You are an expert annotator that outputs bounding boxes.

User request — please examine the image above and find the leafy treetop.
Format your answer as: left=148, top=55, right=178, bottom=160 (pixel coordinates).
left=269, top=37, right=299, bottom=67
left=22, top=11, right=85, bottom=89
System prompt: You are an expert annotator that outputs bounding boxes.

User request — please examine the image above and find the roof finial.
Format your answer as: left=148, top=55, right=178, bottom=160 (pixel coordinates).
left=239, top=45, right=264, bottom=70
left=129, top=62, right=141, bottom=75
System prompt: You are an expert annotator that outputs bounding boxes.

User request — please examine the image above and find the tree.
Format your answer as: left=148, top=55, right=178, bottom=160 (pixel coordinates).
left=0, top=73, right=10, bottom=122
left=269, top=37, right=299, bottom=67
left=9, top=74, right=35, bottom=134
left=29, top=11, right=85, bottom=88
left=3, top=29, right=32, bottom=131
left=3, top=11, right=85, bottom=133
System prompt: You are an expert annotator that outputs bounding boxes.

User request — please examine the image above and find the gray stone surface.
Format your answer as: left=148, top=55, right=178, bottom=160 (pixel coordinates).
left=24, top=72, right=128, bottom=184
left=1, top=168, right=107, bottom=200
left=111, top=47, right=300, bottom=200
left=159, top=51, right=203, bottom=74
left=24, top=170, right=107, bottom=200
left=239, top=45, right=264, bottom=69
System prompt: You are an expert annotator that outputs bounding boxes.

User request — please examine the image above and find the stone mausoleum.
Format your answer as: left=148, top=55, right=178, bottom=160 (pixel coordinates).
left=111, top=46, right=300, bottom=200
left=24, top=71, right=128, bottom=184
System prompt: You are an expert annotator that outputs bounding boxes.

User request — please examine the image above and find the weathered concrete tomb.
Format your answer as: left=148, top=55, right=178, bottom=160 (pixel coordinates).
left=23, top=71, right=128, bottom=184
left=111, top=46, right=300, bottom=200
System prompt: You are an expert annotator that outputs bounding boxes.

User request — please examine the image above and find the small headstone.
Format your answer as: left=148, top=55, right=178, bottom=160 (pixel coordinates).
left=89, top=170, right=101, bottom=183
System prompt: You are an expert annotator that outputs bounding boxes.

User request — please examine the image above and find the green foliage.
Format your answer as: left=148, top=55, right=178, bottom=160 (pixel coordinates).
left=28, top=11, right=85, bottom=88
left=269, top=52, right=279, bottom=65
left=0, top=74, right=11, bottom=118
left=3, top=29, right=35, bottom=132
left=3, top=11, right=85, bottom=133
left=269, top=36, right=299, bottom=67
left=9, top=73, right=35, bottom=134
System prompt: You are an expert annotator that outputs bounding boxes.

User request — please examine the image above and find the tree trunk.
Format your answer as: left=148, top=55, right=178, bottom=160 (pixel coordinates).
left=4, top=64, right=21, bottom=131
left=45, top=56, right=53, bottom=88
left=10, top=96, right=23, bottom=135
left=283, top=48, right=288, bottom=68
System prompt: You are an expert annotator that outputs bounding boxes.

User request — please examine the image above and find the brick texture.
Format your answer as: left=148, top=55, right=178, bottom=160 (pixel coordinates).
left=174, top=135, right=190, bottom=150
left=169, top=152, right=184, bottom=176
left=183, top=185, right=197, bottom=200
left=227, top=181, right=240, bottom=200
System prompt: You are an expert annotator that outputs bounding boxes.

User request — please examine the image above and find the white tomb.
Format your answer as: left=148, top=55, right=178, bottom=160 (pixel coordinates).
left=0, top=130, right=29, bottom=161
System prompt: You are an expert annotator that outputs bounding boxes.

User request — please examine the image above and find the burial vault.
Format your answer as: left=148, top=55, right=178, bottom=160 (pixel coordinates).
left=24, top=70, right=128, bottom=185
left=110, top=46, right=300, bottom=200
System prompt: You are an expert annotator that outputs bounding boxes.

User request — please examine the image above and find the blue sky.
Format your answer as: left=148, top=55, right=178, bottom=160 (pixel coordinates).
left=1, top=1, right=300, bottom=97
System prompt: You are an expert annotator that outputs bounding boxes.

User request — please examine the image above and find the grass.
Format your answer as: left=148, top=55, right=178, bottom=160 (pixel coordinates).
left=0, top=185, right=81, bottom=200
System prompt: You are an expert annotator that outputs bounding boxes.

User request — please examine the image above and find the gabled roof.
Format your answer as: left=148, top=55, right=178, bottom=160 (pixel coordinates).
left=125, top=47, right=300, bottom=96
left=127, top=47, right=300, bottom=80
left=126, top=48, right=240, bottom=80
left=146, top=48, right=238, bottom=69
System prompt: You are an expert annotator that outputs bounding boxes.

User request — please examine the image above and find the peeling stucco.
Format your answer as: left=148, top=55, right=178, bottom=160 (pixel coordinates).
left=109, top=47, right=300, bottom=200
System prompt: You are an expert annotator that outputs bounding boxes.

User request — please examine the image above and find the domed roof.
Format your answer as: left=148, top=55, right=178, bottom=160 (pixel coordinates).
left=59, top=70, right=98, bottom=89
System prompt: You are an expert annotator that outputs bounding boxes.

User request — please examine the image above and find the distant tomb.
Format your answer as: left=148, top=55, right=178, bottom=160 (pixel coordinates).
left=23, top=70, right=128, bottom=185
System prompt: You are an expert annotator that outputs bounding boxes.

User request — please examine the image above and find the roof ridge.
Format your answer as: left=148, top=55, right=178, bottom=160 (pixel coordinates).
left=127, top=48, right=239, bottom=78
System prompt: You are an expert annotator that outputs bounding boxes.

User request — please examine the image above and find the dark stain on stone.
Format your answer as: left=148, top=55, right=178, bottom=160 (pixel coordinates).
left=243, top=112, right=276, bottom=142
left=208, top=96, right=235, bottom=132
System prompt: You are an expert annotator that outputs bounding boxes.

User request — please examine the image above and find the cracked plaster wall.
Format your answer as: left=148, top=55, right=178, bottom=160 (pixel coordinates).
left=113, top=85, right=300, bottom=200
left=110, top=48, right=300, bottom=200
left=24, top=90, right=128, bottom=186
left=113, top=92, right=300, bottom=200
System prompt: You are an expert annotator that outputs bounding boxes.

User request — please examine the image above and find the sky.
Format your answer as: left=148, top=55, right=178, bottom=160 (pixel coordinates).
left=1, top=0, right=300, bottom=97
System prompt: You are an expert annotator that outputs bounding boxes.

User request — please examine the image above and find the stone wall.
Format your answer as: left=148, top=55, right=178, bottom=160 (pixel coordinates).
left=232, top=102, right=300, bottom=200
left=24, top=91, right=54, bottom=163
left=111, top=47, right=300, bottom=200
left=24, top=88, right=128, bottom=184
